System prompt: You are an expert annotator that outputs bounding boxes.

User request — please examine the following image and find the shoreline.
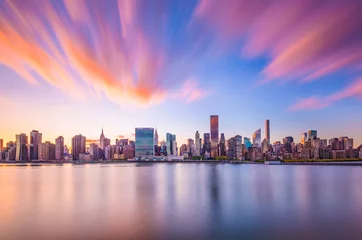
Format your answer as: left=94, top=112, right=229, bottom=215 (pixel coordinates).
left=1, top=160, right=362, bottom=166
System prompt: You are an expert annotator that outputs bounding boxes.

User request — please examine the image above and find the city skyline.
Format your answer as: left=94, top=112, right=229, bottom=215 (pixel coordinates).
left=1, top=0, right=362, bottom=147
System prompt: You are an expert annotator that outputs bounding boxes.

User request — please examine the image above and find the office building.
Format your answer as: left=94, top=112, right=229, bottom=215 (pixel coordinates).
left=203, top=133, right=211, bottom=155
left=72, top=134, right=86, bottom=161
left=166, top=133, right=176, bottom=156
left=123, top=144, right=135, bottom=159
left=210, top=115, right=219, bottom=158
left=55, top=136, right=64, bottom=160
left=195, top=131, right=201, bottom=156
left=283, top=136, right=294, bottom=144
left=30, top=130, right=42, bottom=160
left=0, top=139, right=3, bottom=151
left=244, top=137, right=252, bottom=149
left=308, top=130, right=318, bottom=140
left=252, top=129, right=261, bottom=146
left=219, top=133, right=226, bottom=156
left=16, top=133, right=28, bottom=161
left=154, top=129, right=159, bottom=146
left=135, top=128, right=154, bottom=157
left=265, top=120, right=270, bottom=144
left=89, top=143, right=99, bottom=160
left=301, top=132, right=308, bottom=145
left=38, top=141, right=55, bottom=160
left=261, top=138, right=269, bottom=154
left=100, top=128, right=105, bottom=149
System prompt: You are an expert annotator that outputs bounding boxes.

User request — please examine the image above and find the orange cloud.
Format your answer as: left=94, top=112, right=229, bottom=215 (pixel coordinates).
left=0, top=0, right=206, bottom=107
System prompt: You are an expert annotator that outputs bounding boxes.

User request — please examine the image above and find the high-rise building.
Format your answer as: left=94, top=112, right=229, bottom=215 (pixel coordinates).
left=103, top=138, right=111, bottom=149
left=203, top=133, right=211, bottom=155
left=135, top=128, right=154, bottom=158
left=219, top=133, right=226, bottom=156
left=166, top=133, right=176, bottom=156
left=154, top=129, right=159, bottom=146
left=0, top=139, right=3, bottom=151
left=89, top=143, right=99, bottom=160
left=227, top=135, right=242, bottom=160
left=100, top=128, right=105, bottom=149
left=244, top=137, right=252, bottom=149
left=252, top=129, right=261, bottom=146
left=265, top=120, right=270, bottom=144
left=16, top=133, right=28, bottom=161
left=38, top=141, right=55, bottom=160
left=308, top=130, right=317, bottom=140
left=55, top=136, right=64, bottom=160
left=210, top=115, right=219, bottom=158
left=283, top=136, right=294, bottom=144
left=72, top=134, right=86, bottom=161
left=301, top=132, right=308, bottom=145
left=195, top=131, right=201, bottom=156
left=30, top=130, right=42, bottom=160
left=261, top=138, right=269, bottom=154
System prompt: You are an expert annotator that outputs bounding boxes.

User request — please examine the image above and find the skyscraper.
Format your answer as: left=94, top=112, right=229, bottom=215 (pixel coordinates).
left=15, top=133, right=28, bottom=161
left=265, top=120, right=270, bottom=144
left=203, top=133, right=211, bottom=155
left=308, top=130, right=318, bottom=140
left=210, top=115, right=219, bottom=158
left=154, top=129, right=159, bottom=146
left=55, top=136, right=64, bottom=160
left=244, top=137, right=252, bottom=149
left=72, top=134, right=86, bottom=161
left=219, top=133, right=226, bottom=156
left=30, top=130, right=42, bottom=160
left=195, top=131, right=201, bottom=156
left=100, top=128, right=105, bottom=149
left=135, top=128, right=154, bottom=158
left=166, top=133, right=176, bottom=156
left=0, top=139, right=3, bottom=151
left=301, top=132, right=308, bottom=144
left=252, top=129, right=261, bottom=146
left=89, top=143, right=99, bottom=160
left=39, top=141, right=55, bottom=160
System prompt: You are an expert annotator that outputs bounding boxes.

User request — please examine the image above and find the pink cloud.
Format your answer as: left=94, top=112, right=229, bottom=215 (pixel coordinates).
left=177, top=78, right=210, bottom=103
left=193, top=0, right=362, bottom=84
left=0, top=0, right=207, bottom=106
left=289, top=78, right=362, bottom=111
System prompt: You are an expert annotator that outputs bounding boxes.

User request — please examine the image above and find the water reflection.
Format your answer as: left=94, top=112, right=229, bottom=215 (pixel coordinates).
left=0, top=164, right=362, bottom=239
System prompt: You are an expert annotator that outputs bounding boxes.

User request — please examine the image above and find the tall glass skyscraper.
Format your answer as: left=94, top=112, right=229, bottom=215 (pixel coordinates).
left=135, top=128, right=154, bottom=158
left=166, top=133, right=176, bottom=156
left=252, top=129, right=261, bottom=146
left=210, top=115, right=219, bottom=158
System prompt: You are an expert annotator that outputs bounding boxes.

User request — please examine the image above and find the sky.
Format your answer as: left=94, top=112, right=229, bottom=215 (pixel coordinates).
left=0, top=0, right=362, bottom=147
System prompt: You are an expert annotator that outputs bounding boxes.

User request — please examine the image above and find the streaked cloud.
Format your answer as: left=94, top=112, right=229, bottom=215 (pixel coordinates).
left=289, top=78, right=362, bottom=111
left=193, top=0, right=362, bottom=84
left=0, top=0, right=209, bottom=106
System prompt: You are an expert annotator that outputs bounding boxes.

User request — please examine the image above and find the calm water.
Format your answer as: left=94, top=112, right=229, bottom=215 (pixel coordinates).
left=1, top=163, right=362, bottom=240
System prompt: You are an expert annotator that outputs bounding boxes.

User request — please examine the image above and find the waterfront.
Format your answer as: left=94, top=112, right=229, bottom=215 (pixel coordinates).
left=1, top=163, right=362, bottom=239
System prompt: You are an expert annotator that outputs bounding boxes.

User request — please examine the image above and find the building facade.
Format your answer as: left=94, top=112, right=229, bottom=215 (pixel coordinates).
left=252, top=129, right=261, bottom=146
left=72, top=134, right=86, bottom=161
left=30, top=130, right=42, bottom=160
left=135, top=128, right=154, bottom=157
left=55, top=136, right=64, bottom=160
left=308, top=130, right=318, bottom=140
left=15, top=133, right=28, bottom=161
left=210, top=115, right=219, bottom=158
left=195, top=131, right=201, bottom=156
left=265, top=120, right=270, bottom=144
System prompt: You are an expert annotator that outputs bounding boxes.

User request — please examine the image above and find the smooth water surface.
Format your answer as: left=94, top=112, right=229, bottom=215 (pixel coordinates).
left=1, top=163, right=362, bottom=239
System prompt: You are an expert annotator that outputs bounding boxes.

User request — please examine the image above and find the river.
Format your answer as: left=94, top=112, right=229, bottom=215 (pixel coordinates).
left=1, top=163, right=361, bottom=239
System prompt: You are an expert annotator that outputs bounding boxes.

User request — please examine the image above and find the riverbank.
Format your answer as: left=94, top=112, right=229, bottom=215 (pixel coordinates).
left=1, top=159, right=362, bottom=166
